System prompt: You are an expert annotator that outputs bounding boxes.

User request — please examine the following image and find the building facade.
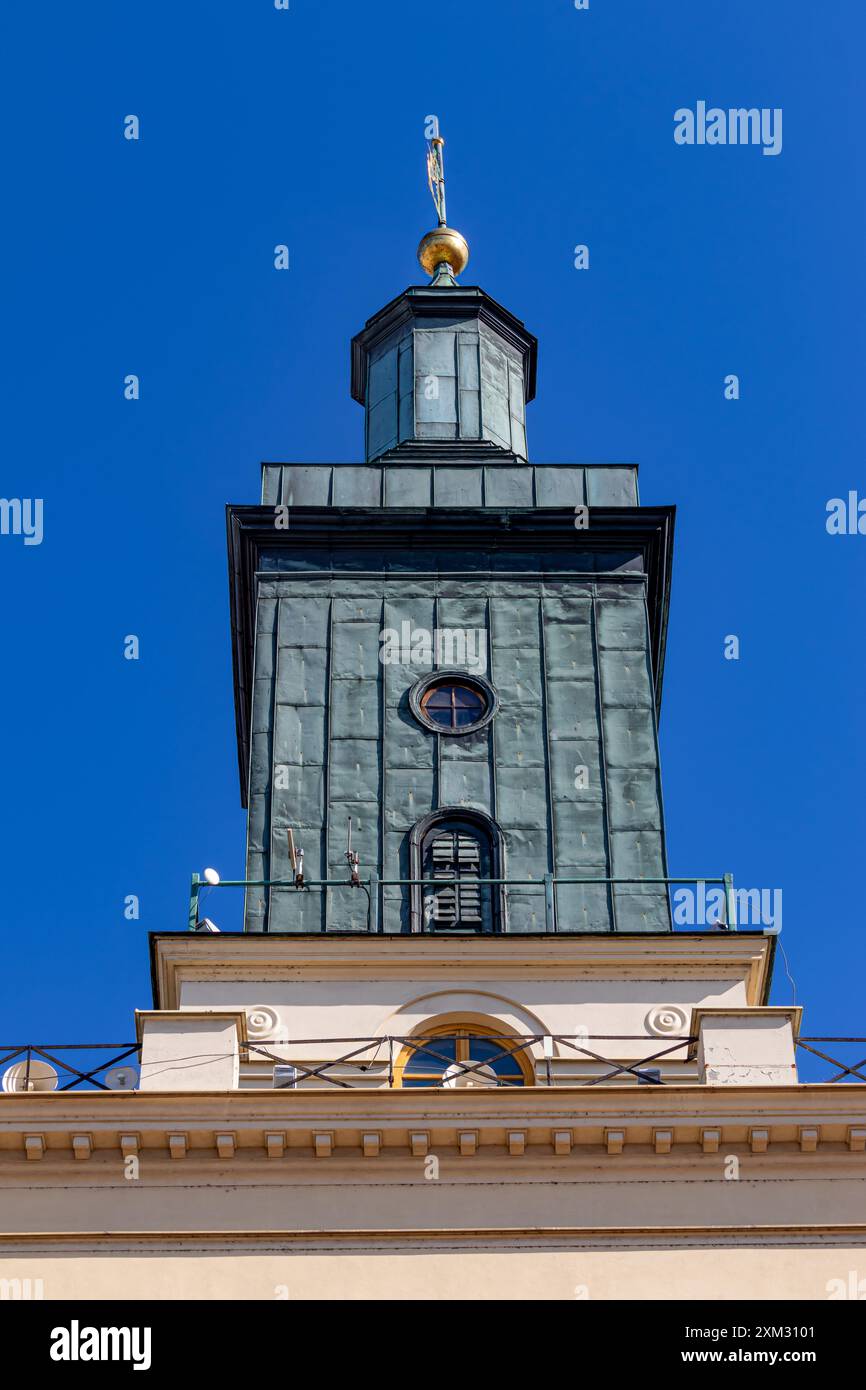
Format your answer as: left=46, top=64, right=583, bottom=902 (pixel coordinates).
left=1, top=194, right=864, bottom=1303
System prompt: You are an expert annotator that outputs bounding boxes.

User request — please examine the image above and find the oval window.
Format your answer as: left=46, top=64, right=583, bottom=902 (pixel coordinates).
left=409, top=671, right=498, bottom=736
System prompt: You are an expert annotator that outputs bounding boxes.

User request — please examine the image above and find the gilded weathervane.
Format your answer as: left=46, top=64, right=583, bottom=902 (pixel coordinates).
left=426, top=132, right=448, bottom=225
left=417, top=121, right=470, bottom=285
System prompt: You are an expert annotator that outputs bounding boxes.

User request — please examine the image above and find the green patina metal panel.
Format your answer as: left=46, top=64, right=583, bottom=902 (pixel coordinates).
left=332, top=466, right=381, bottom=507
left=260, top=462, right=639, bottom=509
left=383, top=468, right=431, bottom=506
left=276, top=464, right=332, bottom=507
left=366, top=329, right=402, bottom=458
left=244, top=564, right=669, bottom=934
left=586, top=467, right=638, bottom=506
left=432, top=468, right=484, bottom=508
left=482, top=467, right=534, bottom=507
left=535, top=466, right=586, bottom=507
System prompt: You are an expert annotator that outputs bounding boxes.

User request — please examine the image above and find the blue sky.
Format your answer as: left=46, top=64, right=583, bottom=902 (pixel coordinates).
left=1, top=1, right=863, bottom=1071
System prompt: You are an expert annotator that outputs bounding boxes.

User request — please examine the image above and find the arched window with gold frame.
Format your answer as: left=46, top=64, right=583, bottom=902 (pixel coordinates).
left=395, top=1022, right=534, bottom=1088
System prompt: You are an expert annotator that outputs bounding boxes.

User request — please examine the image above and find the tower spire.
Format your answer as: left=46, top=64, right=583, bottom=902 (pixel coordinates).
left=417, top=127, right=470, bottom=286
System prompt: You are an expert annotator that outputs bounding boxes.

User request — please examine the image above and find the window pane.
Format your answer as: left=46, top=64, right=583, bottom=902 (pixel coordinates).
left=467, top=1036, right=525, bottom=1076
left=454, top=705, right=480, bottom=727
left=403, top=1037, right=457, bottom=1074
left=401, top=1035, right=525, bottom=1088
left=452, top=688, right=483, bottom=710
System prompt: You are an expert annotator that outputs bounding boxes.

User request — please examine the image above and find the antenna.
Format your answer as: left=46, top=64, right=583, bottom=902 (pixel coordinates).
left=105, top=1065, right=139, bottom=1091
left=287, top=828, right=304, bottom=887
left=2, top=1059, right=58, bottom=1093
left=346, top=816, right=360, bottom=886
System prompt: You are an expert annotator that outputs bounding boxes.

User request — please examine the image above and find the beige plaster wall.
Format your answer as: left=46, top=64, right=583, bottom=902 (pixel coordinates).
left=178, top=976, right=747, bottom=1062
left=3, top=1157, right=866, bottom=1234
left=1, top=1245, right=863, bottom=1301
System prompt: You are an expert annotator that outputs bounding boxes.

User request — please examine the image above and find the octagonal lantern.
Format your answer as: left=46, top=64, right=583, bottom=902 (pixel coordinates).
left=351, top=284, right=538, bottom=464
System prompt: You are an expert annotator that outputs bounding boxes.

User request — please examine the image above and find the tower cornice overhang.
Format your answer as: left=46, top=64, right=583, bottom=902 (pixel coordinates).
left=226, top=501, right=675, bottom=804
left=149, top=929, right=772, bottom=1012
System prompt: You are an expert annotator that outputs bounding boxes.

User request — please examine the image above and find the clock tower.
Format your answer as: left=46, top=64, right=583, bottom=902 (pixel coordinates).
left=228, top=134, right=675, bottom=939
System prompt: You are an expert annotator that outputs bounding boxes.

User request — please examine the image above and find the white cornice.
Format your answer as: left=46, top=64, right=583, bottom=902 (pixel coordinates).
left=150, top=932, right=774, bottom=1010
left=1, top=1082, right=862, bottom=1166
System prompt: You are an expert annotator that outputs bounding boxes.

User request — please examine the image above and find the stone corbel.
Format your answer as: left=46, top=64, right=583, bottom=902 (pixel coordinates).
left=24, top=1134, right=45, bottom=1161
left=605, top=1128, right=625, bottom=1155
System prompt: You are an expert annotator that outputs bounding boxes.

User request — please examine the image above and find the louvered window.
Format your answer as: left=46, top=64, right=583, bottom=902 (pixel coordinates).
left=411, top=810, right=503, bottom=934
left=424, top=827, right=485, bottom=929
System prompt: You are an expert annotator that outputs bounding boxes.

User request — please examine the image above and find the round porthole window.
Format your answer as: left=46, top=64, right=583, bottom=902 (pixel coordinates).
left=409, top=670, right=498, bottom=736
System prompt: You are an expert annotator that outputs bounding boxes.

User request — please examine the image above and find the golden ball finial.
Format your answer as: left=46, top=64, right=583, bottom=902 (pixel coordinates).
left=417, top=225, right=470, bottom=279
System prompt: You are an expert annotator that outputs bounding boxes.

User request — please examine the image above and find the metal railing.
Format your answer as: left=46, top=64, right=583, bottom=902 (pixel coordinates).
left=188, top=873, right=741, bottom=935
left=241, top=1032, right=690, bottom=1088
left=0, top=1034, right=690, bottom=1092
left=3, top=1036, right=865, bottom=1091
left=0, top=1043, right=141, bottom=1092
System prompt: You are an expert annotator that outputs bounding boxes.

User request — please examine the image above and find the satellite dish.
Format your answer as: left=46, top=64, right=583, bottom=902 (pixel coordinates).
left=441, top=1061, right=498, bottom=1089
left=203, top=867, right=220, bottom=886
left=2, top=1059, right=58, bottom=1093
left=105, top=1065, right=139, bottom=1091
